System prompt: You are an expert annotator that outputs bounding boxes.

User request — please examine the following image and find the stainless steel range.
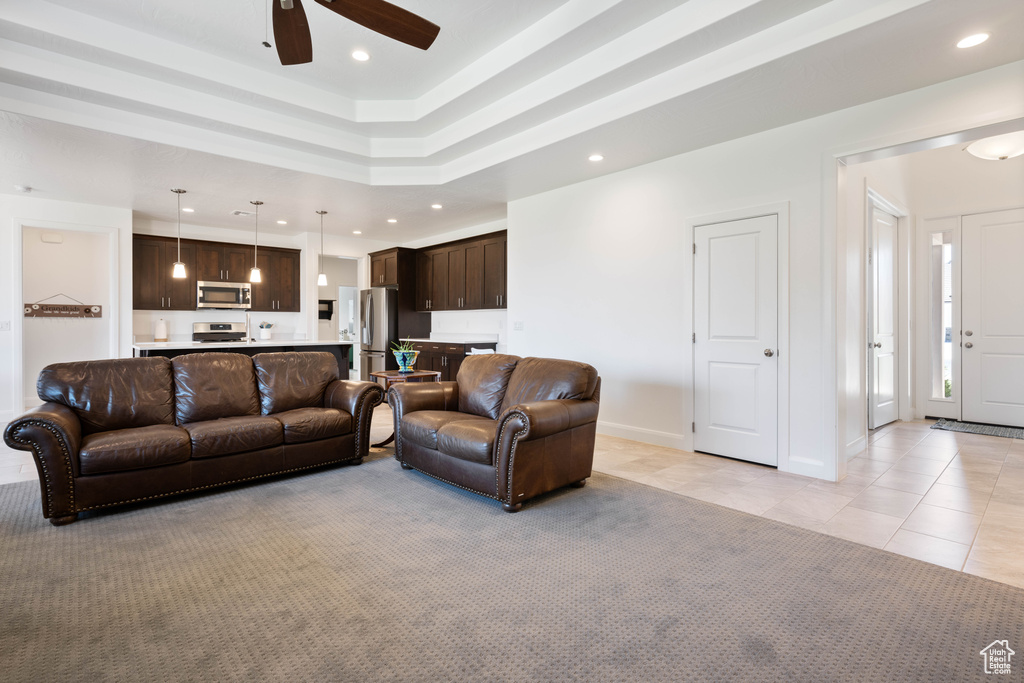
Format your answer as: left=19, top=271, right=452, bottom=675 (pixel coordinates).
left=192, top=322, right=248, bottom=343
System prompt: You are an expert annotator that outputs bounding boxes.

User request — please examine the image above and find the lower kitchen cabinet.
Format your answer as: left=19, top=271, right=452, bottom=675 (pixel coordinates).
left=412, top=342, right=497, bottom=381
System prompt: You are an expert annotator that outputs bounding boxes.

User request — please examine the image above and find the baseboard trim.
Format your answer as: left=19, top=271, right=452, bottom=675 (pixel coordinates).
left=846, top=435, right=867, bottom=459
left=596, top=421, right=686, bottom=450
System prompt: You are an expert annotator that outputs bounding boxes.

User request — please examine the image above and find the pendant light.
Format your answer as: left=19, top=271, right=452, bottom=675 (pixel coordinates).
left=317, top=210, right=328, bottom=287
left=171, top=188, right=187, bottom=278
left=249, top=200, right=263, bottom=283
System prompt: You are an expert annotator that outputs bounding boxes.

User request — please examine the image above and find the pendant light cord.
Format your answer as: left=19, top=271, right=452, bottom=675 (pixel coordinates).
left=176, top=190, right=182, bottom=262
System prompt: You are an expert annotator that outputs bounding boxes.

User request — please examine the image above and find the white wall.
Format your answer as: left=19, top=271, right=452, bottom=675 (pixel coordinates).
left=22, top=228, right=112, bottom=405
left=506, top=60, right=1024, bottom=481
left=0, top=195, right=133, bottom=421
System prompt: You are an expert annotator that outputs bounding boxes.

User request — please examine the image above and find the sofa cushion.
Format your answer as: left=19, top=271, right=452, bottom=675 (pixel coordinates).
left=184, top=416, right=283, bottom=458
left=499, top=357, right=599, bottom=413
left=456, top=354, right=520, bottom=419
left=38, top=357, right=175, bottom=435
left=79, top=425, right=191, bottom=475
left=173, top=353, right=259, bottom=425
left=273, top=407, right=352, bottom=444
left=401, top=411, right=488, bottom=450
left=253, top=352, right=338, bottom=415
left=436, top=418, right=498, bottom=465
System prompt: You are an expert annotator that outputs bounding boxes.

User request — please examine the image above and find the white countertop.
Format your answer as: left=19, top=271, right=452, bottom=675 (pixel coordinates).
left=133, top=339, right=357, bottom=351
left=402, top=338, right=499, bottom=345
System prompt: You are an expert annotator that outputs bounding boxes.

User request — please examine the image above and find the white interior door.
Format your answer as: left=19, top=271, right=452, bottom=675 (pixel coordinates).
left=869, top=208, right=899, bottom=428
left=962, top=207, right=1024, bottom=427
left=694, top=215, right=778, bottom=466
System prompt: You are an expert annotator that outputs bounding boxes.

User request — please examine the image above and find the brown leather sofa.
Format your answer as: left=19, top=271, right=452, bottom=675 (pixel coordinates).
left=4, top=351, right=384, bottom=525
left=388, top=354, right=600, bottom=511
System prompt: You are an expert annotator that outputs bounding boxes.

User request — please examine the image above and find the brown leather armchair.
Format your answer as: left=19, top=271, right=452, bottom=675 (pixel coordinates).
left=4, top=351, right=383, bottom=525
left=388, top=354, right=600, bottom=511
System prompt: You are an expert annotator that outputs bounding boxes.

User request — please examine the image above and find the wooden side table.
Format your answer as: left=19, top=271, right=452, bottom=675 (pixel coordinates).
left=369, top=370, right=442, bottom=447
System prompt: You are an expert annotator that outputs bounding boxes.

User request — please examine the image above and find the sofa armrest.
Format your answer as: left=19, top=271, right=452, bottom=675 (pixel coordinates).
left=3, top=403, right=82, bottom=519
left=324, top=380, right=385, bottom=457
left=498, top=398, right=600, bottom=442
left=387, top=381, right=459, bottom=422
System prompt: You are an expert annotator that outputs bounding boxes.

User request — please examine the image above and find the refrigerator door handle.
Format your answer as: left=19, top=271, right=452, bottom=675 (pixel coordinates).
left=368, top=294, right=375, bottom=348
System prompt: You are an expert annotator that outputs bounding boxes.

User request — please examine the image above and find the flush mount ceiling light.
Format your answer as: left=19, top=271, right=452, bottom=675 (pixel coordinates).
left=171, top=189, right=187, bottom=279
left=317, top=210, right=328, bottom=287
left=588, top=154, right=604, bottom=162
left=250, top=200, right=263, bottom=283
left=352, top=50, right=370, bottom=61
left=957, top=33, right=989, bottom=48
left=964, top=131, right=1024, bottom=160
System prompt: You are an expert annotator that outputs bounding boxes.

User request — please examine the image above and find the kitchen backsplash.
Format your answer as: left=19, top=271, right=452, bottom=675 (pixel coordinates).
left=133, top=309, right=304, bottom=342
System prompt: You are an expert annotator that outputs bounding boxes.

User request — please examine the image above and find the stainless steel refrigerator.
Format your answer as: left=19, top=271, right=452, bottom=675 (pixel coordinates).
left=360, top=287, right=398, bottom=381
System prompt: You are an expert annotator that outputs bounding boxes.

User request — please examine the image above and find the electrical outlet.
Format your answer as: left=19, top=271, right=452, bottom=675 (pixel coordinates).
left=0, top=320, right=10, bottom=332
left=513, top=321, right=524, bottom=331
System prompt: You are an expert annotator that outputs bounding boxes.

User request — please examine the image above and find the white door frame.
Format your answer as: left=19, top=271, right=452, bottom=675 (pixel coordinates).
left=12, top=219, right=121, bottom=416
left=685, top=201, right=790, bottom=473
left=864, top=187, right=911, bottom=431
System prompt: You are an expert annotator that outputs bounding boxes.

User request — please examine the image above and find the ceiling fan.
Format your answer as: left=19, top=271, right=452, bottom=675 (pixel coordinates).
left=272, top=0, right=440, bottom=65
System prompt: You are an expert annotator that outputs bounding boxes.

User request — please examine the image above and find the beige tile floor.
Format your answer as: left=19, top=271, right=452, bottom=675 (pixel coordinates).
left=3, top=413, right=1023, bottom=589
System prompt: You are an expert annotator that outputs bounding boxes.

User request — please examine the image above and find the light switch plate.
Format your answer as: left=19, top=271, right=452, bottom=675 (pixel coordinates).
left=513, top=321, right=524, bottom=331
left=0, top=320, right=10, bottom=332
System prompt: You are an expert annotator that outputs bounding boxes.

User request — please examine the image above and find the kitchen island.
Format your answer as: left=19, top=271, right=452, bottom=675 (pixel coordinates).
left=133, top=340, right=356, bottom=378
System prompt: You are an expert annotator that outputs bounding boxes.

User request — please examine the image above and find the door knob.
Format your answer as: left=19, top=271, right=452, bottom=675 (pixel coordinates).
left=764, top=349, right=774, bottom=357
left=965, top=330, right=973, bottom=336
left=874, top=342, right=882, bottom=348
left=965, top=342, right=973, bottom=349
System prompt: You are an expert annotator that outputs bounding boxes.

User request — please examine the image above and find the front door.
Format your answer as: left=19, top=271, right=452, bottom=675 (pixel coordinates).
left=693, top=214, right=778, bottom=466
left=961, top=207, right=1024, bottom=427
left=869, top=207, right=899, bottom=428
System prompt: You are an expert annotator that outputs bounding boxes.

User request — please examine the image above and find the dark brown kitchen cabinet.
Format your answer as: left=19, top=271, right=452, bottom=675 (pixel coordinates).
left=416, top=248, right=448, bottom=312
left=412, top=231, right=506, bottom=312
left=250, top=248, right=300, bottom=312
left=411, top=342, right=497, bottom=381
left=132, top=235, right=196, bottom=311
left=196, top=242, right=251, bottom=283
left=370, top=249, right=399, bottom=286
left=481, top=234, right=507, bottom=309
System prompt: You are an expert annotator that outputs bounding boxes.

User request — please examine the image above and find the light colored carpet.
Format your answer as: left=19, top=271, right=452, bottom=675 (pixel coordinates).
left=1, top=454, right=1022, bottom=682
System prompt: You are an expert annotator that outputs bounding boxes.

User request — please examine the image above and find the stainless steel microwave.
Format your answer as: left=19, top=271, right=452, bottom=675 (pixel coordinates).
left=197, top=281, right=252, bottom=309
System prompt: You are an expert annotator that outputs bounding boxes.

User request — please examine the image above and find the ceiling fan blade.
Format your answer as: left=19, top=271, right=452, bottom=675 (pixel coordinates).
left=273, top=0, right=313, bottom=65
left=313, top=0, right=440, bottom=50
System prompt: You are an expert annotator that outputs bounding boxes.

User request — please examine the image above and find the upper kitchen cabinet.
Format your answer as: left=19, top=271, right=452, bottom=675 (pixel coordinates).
left=412, top=231, right=506, bottom=311
left=250, top=247, right=301, bottom=312
left=132, top=235, right=196, bottom=311
left=196, top=242, right=252, bottom=283
left=369, top=248, right=400, bottom=286
left=481, top=233, right=507, bottom=309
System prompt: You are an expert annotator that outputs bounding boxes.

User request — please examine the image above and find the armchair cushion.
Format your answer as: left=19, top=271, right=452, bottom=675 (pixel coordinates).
left=185, top=415, right=283, bottom=458
left=436, top=419, right=498, bottom=465
left=79, top=425, right=191, bottom=475
left=457, top=354, right=519, bottom=419
left=499, top=358, right=599, bottom=413
left=274, top=407, right=352, bottom=444
left=402, top=411, right=489, bottom=451
left=173, top=353, right=259, bottom=424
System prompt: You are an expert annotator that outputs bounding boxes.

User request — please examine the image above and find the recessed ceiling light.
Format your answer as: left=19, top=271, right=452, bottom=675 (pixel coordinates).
left=277, top=220, right=287, bottom=225
left=589, top=154, right=604, bottom=162
left=182, top=207, right=195, bottom=213
left=957, top=33, right=989, bottom=48
left=431, top=204, right=443, bottom=209
left=353, top=231, right=362, bottom=235
left=387, top=218, right=397, bottom=223
left=352, top=50, right=370, bottom=61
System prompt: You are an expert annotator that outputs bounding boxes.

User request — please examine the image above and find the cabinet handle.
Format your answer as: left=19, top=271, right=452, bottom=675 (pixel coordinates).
left=168, top=297, right=171, bottom=308
left=220, top=270, right=223, bottom=280
left=226, top=270, right=229, bottom=280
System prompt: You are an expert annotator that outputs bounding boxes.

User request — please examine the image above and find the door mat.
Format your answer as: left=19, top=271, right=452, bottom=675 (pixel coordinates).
left=931, top=418, right=1024, bottom=439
